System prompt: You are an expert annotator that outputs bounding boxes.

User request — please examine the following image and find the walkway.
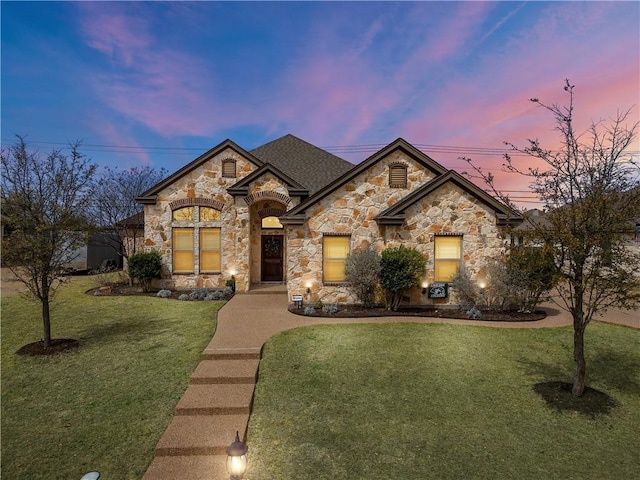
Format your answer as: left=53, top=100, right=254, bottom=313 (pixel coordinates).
left=142, top=291, right=638, bottom=479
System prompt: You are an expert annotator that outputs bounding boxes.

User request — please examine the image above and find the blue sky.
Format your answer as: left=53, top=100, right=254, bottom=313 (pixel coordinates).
left=2, top=1, right=639, bottom=203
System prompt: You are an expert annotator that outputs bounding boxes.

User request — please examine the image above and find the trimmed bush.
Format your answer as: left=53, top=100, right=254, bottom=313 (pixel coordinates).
left=345, top=246, right=381, bottom=307
left=190, top=288, right=210, bottom=300
left=322, top=303, right=338, bottom=315
left=380, top=247, right=426, bottom=310
left=178, top=294, right=189, bottom=301
left=157, top=289, right=172, bottom=299
left=127, top=250, right=162, bottom=292
left=304, top=306, right=316, bottom=316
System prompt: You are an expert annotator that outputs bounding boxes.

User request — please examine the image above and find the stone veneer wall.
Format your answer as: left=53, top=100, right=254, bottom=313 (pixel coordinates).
left=286, top=151, right=508, bottom=305
left=143, top=148, right=257, bottom=291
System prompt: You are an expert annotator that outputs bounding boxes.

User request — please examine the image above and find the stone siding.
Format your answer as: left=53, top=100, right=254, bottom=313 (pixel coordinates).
left=286, top=153, right=508, bottom=306
left=143, top=148, right=257, bottom=291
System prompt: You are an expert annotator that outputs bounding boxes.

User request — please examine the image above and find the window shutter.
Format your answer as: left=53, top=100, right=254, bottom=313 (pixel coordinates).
left=389, top=165, right=407, bottom=187
left=222, top=160, right=236, bottom=178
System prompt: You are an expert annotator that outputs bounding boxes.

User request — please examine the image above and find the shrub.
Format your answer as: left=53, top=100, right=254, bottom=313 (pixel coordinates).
left=466, top=306, right=482, bottom=319
left=157, top=289, right=172, bottom=299
left=190, top=288, right=209, bottom=300
left=178, top=294, right=189, bottom=301
left=380, top=247, right=426, bottom=310
left=226, top=278, right=236, bottom=292
left=345, top=246, right=381, bottom=307
left=127, top=250, right=162, bottom=292
left=304, top=306, right=316, bottom=316
left=507, top=245, right=557, bottom=312
left=322, top=303, right=338, bottom=315
left=223, top=286, right=234, bottom=296
left=313, top=300, right=324, bottom=309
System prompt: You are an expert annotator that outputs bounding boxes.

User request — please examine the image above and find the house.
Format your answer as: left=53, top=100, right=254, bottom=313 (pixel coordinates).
left=136, top=134, right=521, bottom=305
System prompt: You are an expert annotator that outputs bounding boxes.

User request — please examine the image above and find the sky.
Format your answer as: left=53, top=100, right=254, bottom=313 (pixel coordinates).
left=2, top=1, right=639, bottom=206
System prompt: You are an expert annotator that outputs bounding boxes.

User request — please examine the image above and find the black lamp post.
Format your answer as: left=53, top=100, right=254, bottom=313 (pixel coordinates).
left=226, top=431, right=248, bottom=480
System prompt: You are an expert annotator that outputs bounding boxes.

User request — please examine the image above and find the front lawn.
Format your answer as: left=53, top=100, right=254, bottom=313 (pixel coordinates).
left=1, top=276, right=221, bottom=479
left=248, top=323, right=640, bottom=479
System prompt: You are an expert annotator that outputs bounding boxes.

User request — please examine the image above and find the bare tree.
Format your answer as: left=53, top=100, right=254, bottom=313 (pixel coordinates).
left=1, top=136, right=97, bottom=349
left=463, top=80, right=640, bottom=396
left=92, top=165, right=166, bottom=262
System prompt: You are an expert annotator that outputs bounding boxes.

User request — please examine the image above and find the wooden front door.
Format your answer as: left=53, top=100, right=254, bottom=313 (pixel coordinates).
left=261, top=235, right=284, bottom=282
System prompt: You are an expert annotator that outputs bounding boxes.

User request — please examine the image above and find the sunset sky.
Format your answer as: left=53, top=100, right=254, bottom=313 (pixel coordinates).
left=2, top=1, right=639, bottom=206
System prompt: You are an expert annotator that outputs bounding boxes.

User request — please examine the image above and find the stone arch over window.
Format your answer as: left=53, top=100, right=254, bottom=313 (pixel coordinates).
left=244, top=190, right=291, bottom=206
left=222, top=158, right=237, bottom=178
left=389, top=162, right=408, bottom=188
left=169, top=197, right=224, bottom=211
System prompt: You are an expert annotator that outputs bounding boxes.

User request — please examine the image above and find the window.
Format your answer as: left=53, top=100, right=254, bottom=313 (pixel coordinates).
left=262, top=216, right=283, bottom=229
left=173, top=228, right=194, bottom=273
left=171, top=205, right=222, bottom=273
left=200, top=228, right=221, bottom=272
left=222, top=159, right=236, bottom=178
left=173, top=207, right=194, bottom=221
left=200, top=207, right=221, bottom=222
left=389, top=163, right=407, bottom=188
left=434, top=235, right=462, bottom=281
left=323, top=235, right=350, bottom=282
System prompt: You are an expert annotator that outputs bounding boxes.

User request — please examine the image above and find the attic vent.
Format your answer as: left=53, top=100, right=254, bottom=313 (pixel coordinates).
left=222, top=159, right=236, bottom=178
left=389, top=163, right=407, bottom=188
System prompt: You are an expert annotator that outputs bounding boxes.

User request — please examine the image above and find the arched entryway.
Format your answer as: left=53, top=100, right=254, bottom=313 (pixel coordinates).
left=245, top=191, right=289, bottom=285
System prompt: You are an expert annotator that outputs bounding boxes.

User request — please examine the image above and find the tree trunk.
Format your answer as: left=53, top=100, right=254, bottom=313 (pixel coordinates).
left=572, top=323, right=586, bottom=396
left=42, top=295, right=52, bottom=348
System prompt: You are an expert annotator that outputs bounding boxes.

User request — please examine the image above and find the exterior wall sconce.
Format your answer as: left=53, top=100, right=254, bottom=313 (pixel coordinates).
left=305, top=282, right=312, bottom=294
left=226, top=431, right=248, bottom=480
left=478, top=281, right=487, bottom=289
left=422, top=282, right=428, bottom=295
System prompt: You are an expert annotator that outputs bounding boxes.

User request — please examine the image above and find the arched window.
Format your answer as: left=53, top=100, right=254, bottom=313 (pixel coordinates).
left=261, top=216, right=283, bottom=229
left=172, top=206, right=194, bottom=221
left=171, top=205, right=222, bottom=273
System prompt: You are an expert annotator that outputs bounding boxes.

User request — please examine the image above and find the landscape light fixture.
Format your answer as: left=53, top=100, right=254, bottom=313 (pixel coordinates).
left=226, top=431, right=248, bottom=480
left=306, top=282, right=312, bottom=294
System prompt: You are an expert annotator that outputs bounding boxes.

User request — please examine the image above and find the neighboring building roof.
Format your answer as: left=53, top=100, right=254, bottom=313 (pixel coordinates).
left=374, top=170, right=523, bottom=226
left=249, top=134, right=353, bottom=195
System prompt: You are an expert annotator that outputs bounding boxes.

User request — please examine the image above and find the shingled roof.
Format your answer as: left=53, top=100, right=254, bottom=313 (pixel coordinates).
left=250, top=134, right=353, bottom=195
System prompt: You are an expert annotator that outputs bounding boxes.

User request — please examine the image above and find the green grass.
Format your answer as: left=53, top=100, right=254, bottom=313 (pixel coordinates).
left=1, top=277, right=221, bottom=479
left=247, top=323, right=640, bottom=479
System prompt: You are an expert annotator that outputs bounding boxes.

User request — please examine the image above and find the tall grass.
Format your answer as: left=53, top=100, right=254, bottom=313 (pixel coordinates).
left=1, top=277, right=221, bottom=479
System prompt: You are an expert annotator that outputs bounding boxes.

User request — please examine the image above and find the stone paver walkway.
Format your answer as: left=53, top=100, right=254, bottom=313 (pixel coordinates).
left=142, top=290, right=638, bottom=479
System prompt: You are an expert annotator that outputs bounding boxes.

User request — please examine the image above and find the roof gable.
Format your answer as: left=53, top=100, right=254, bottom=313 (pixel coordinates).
left=375, top=170, right=523, bottom=226
left=280, top=138, right=449, bottom=223
left=226, top=163, right=309, bottom=197
left=136, top=139, right=264, bottom=204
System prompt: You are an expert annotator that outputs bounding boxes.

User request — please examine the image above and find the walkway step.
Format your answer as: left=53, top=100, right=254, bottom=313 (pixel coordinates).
left=155, top=414, right=249, bottom=456
left=176, top=384, right=255, bottom=416
left=203, top=348, right=262, bottom=360
left=142, top=454, right=227, bottom=480
left=190, top=359, right=260, bottom=384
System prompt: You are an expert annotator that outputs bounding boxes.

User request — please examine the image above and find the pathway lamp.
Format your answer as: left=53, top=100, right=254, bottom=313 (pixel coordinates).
left=226, top=431, right=248, bottom=479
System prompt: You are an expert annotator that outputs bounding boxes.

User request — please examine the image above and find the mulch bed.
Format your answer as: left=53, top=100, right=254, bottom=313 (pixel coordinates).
left=87, top=284, right=234, bottom=301
left=289, top=305, right=546, bottom=322
left=16, top=338, right=80, bottom=356
left=533, top=381, right=619, bottom=418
